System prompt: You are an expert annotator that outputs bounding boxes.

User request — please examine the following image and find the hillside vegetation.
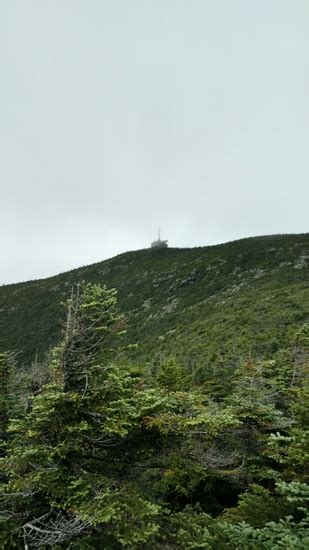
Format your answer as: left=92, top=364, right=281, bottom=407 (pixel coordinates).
left=0, top=234, right=308, bottom=370
left=1, top=234, right=309, bottom=548
left=1, top=279, right=308, bottom=548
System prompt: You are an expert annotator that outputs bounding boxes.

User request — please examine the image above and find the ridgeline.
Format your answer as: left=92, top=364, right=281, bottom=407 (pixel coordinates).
left=0, top=233, right=308, bottom=369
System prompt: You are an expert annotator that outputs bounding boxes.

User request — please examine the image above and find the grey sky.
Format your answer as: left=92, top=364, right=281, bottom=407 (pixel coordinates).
left=1, top=1, right=308, bottom=284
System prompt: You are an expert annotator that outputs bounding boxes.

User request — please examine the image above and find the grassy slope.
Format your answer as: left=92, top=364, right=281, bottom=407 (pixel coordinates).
left=0, top=234, right=308, bottom=368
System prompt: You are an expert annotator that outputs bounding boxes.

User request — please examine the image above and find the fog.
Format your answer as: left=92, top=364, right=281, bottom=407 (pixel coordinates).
left=1, top=1, right=308, bottom=283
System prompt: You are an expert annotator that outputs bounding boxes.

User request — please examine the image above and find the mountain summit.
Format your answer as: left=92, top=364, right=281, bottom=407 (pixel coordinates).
left=0, top=233, right=308, bottom=367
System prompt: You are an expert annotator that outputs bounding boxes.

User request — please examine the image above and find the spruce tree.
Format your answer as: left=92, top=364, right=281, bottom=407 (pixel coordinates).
left=0, top=352, right=14, bottom=457
left=1, top=284, right=238, bottom=548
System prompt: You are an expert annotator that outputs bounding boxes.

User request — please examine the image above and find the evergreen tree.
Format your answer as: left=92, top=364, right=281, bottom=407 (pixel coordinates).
left=0, top=352, right=14, bottom=457
left=1, top=287, right=308, bottom=548
left=1, top=284, right=236, bottom=548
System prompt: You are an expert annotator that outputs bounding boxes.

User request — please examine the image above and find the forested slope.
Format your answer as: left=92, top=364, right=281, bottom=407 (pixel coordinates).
left=0, top=233, right=308, bottom=368
left=1, top=280, right=308, bottom=548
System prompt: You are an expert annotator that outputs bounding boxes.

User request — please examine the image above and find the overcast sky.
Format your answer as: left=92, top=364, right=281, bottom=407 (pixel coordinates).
left=1, top=1, right=308, bottom=284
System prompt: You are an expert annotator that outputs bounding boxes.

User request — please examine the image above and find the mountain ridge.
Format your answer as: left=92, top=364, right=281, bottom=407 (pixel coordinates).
left=1, top=233, right=308, bottom=368
left=2, top=232, right=303, bottom=288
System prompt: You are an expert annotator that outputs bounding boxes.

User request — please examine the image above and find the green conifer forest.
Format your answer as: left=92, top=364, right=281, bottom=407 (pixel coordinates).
left=1, top=235, right=308, bottom=548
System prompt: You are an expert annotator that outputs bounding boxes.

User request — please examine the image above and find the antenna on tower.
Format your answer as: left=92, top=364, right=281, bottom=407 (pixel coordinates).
left=150, top=227, right=168, bottom=249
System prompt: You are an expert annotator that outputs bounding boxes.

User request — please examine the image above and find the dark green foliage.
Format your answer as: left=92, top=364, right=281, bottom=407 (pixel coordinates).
left=0, top=353, right=13, bottom=454
left=0, top=232, right=308, bottom=548
left=0, top=234, right=308, bottom=371
left=1, top=284, right=239, bottom=547
left=58, top=283, right=125, bottom=391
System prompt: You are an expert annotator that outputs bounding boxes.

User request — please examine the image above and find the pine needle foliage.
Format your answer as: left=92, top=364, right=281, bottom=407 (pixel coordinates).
left=1, top=284, right=308, bottom=548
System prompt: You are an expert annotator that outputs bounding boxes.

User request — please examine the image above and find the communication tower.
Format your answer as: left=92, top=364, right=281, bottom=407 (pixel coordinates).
left=151, top=228, right=168, bottom=249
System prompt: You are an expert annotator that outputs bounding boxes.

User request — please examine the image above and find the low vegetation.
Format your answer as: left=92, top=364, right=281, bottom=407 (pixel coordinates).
left=0, top=234, right=308, bottom=373
left=1, top=234, right=308, bottom=547
left=1, top=277, right=308, bottom=548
